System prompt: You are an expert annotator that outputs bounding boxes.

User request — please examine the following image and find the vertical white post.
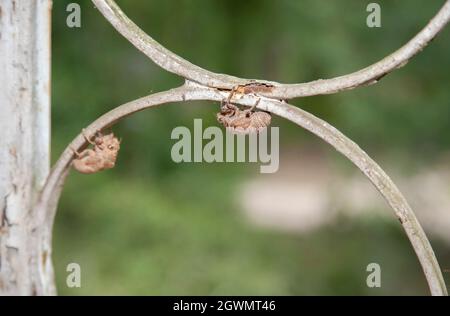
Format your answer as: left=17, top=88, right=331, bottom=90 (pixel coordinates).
left=0, top=0, right=53, bottom=295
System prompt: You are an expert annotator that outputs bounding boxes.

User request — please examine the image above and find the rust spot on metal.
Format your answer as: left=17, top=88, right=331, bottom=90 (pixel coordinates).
left=237, top=82, right=275, bottom=95
left=398, top=217, right=405, bottom=224
left=1, top=194, right=10, bottom=229
left=42, top=250, right=48, bottom=267
left=9, top=146, right=17, bottom=162
left=31, top=284, right=37, bottom=296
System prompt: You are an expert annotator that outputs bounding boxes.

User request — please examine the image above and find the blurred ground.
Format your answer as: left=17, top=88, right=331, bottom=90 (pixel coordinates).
left=52, top=0, right=450, bottom=295
left=241, top=149, right=450, bottom=242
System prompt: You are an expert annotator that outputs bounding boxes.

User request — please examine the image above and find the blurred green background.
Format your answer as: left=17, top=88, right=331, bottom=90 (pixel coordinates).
left=52, top=0, right=450, bottom=295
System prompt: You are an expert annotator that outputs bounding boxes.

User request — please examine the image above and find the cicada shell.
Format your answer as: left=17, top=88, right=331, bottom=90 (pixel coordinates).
left=217, top=107, right=271, bottom=134
left=72, top=132, right=121, bottom=174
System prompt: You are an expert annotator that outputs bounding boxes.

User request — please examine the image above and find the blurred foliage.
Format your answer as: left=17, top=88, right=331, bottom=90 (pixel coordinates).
left=52, top=0, right=450, bottom=295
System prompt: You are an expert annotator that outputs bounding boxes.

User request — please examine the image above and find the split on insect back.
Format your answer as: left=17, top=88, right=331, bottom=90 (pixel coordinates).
left=71, top=129, right=121, bottom=174
left=216, top=86, right=272, bottom=134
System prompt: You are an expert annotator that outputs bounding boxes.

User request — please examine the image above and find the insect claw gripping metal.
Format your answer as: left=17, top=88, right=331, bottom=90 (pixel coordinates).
left=216, top=86, right=271, bottom=133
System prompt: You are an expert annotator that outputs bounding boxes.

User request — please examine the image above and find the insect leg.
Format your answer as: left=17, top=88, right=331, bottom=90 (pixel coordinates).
left=226, top=86, right=238, bottom=104
left=70, top=146, right=82, bottom=158
left=81, top=128, right=97, bottom=145
left=94, top=129, right=103, bottom=138
left=248, top=98, right=261, bottom=112
left=221, top=86, right=239, bottom=112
